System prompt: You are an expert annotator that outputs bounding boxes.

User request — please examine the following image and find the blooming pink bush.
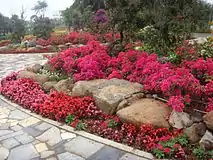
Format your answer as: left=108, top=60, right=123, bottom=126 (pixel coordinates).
left=47, top=40, right=213, bottom=112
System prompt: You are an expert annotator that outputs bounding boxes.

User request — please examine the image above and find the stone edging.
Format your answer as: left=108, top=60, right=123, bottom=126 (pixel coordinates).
left=0, top=95, right=154, bottom=160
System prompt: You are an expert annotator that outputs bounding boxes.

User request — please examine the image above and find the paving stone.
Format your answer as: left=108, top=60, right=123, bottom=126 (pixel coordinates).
left=9, top=110, right=30, bottom=120
left=8, top=144, right=39, bottom=160
left=0, top=130, right=24, bottom=141
left=0, top=100, right=10, bottom=108
left=61, top=130, right=66, bottom=133
left=0, top=123, right=10, bottom=129
left=19, top=117, right=41, bottom=127
left=23, top=127, right=42, bottom=136
left=0, top=119, right=7, bottom=124
left=46, top=157, right=57, bottom=160
left=32, top=140, right=40, bottom=145
left=15, top=133, right=34, bottom=144
left=0, top=130, right=14, bottom=136
left=119, top=153, right=149, bottom=160
left=58, top=152, right=85, bottom=160
left=7, top=120, right=19, bottom=126
left=35, top=122, right=52, bottom=131
left=35, top=143, right=48, bottom=153
left=0, top=108, right=10, bottom=119
left=2, top=138, right=20, bottom=149
left=87, top=146, right=125, bottom=160
left=0, top=147, right=9, bottom=159
left=11, top=125, right=23, bottom=131
left=40, top=150, right=55, bottom=158
left=64, top=136, right=104, bottom=158
left=61, top=132, right=76, bottom=140
left=36, top=127, right=62, bottom=146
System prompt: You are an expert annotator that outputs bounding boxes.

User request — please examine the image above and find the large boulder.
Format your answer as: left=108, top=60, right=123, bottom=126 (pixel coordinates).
left=203, top=111, right=213, bottom=131
left=184, top=123, right=206, bottom=143
left=17, top=71, right=49, bottom=85
left=71, top=78, right=143, bottom=114
left=116, top=98, right=172, bottom=128
left=55, top=79, right=74, bottom=94
left=43, top=81, right=57, bottom=92
left=26, top=64, right=42, bottom=73
left=169, top=110, right=193, bottom=129
left=200, top=130, right=213, bottom=150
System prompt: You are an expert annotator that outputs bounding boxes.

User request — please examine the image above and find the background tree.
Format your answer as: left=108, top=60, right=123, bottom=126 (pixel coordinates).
left=31, top=1, right=53, bottom=39
left=61, top=7, right=72, bottom=31
left=10, top=14, right=25, bottom=43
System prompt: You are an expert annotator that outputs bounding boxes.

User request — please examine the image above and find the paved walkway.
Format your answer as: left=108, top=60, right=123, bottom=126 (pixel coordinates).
left=0, top=54, right=151, bottom=160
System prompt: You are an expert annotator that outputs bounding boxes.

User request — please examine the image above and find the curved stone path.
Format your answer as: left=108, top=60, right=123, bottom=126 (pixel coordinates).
left=0, top=54, right=152, bottom=160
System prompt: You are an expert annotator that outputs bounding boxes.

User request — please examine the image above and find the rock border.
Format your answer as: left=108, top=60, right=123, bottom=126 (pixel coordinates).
left=0, top=95, right=154, bottom=160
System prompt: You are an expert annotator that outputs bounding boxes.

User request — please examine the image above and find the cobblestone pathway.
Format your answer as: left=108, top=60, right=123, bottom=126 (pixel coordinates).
left=0, top=54, right=151, bottom=160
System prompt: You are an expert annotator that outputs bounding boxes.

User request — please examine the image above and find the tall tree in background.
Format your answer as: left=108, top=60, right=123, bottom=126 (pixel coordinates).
left=10, top=14, right=25, bottom=43
left=31, top=0, right=53, bottom=39
left=61, top=7, right=73, bottom=31
left=32, top=0, right=48, bottom=17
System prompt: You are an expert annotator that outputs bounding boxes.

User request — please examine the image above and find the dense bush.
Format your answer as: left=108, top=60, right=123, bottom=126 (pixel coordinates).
left=47, top=40, right=213, bottom=112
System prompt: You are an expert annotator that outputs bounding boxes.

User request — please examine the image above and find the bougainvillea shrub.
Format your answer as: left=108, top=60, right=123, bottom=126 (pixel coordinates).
left=46, top=40, right=213, bottom=112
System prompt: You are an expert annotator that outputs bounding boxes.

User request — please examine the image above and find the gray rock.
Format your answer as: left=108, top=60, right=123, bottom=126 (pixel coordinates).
left=203, top=111, right=213, bottom=131
left=43, top=81, right=57, bottom=92
left=117, top=98, right=171, bottom=128
left=72, top=79, right=143, bottom=114
left=26, top=64, right=42, bottom=73
left=169, top=110, right=193, bottom=129
left=184, top=123, right=206, bottom=143
left=54, top=79, right=74, bottom=94
left=17, top=70, right=49, bottom=85
left=200, top=130, right=213, bottom=150
left=8, top=144, right=39, bottom=160
left=190, top=111, right=203, bottom=123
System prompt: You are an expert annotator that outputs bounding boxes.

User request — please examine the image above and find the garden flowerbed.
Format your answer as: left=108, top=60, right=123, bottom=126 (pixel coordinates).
left=1, top=39, right=213, bottom=159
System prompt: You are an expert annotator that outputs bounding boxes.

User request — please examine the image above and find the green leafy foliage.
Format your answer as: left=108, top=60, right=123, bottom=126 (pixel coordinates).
left=65, top=114, right=75, bottom=125
left=199, top=39, right=213, bottom=59
left=153, top=148, right=166, bottom=159
left=193, top=146, right=213, bottom=160
left=76, top=121, right=87, bottom=131
left=108, top=119, right=117, bottom=128
left=38, top=69, right=68, bottom=82
left=153, top=134, right=189, bottom=159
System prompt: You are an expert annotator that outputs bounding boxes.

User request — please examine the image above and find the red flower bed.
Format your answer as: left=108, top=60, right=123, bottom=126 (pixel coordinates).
left=0, top=40, right=11, bottom=47
left=35, top=32, right=121, bottom=47
left=0, top=73, right=186, bottom=159
left=47, top=40, right=213, bottom=112
left=0, top=73, right=48, bottom=109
